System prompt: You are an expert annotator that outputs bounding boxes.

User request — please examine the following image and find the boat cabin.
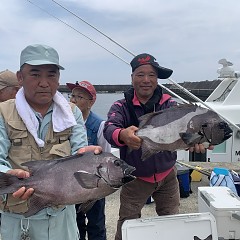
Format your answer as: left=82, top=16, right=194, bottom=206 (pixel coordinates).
left=178, top=59, right=240, bottom=163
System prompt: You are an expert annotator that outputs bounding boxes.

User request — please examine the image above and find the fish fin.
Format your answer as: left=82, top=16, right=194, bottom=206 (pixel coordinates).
left=24, top=195, right=48, bottom=217
left=141, top=138, right=162, bottom=161
left=179, top=132, right=201, bottom=145
left=22, top=159, right=59, bottom=173
left=77, top=200, right=97, bottom=214
left=74, top=171, right=101, bottom=189
left=21, top=154, right=87, bottom=173
left=138, top=111, right=163, bottom=128
left=0, top=172, right=22, bottom=194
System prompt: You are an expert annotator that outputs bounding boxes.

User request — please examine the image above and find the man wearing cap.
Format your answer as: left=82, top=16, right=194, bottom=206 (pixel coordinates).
left=0, top=69, right=19, bottom=102
left=67, top=80, right=110, bottom=240
left=0, top=44, right=101, bottom=240
left=103, top=53, right=213, bottom=240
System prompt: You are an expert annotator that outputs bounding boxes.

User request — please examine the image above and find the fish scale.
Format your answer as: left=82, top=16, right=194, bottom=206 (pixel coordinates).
left=136, top=104, right=232, bottom=161
left=0, top=152, right=135, bottom=217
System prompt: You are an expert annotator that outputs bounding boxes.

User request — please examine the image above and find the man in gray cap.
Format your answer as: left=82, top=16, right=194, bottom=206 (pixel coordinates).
left=0, top=44, right=101, bottom=240
left=0, top=69, right=19, bottom=102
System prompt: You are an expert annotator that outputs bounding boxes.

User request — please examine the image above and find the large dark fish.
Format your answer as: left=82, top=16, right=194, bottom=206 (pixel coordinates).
left=0, top=152, right=135, bottom=217
left=136, top=104, right=232, bottom=160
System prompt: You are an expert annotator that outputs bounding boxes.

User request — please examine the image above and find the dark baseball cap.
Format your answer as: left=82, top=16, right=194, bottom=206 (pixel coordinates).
left=130, top=53, right=173, bottom=79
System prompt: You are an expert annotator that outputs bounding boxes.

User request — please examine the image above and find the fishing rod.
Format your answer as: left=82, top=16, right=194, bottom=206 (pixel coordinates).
left=49, top=1, right=240, bottom=131
left=158, top=83, right=189, bottom=104
left=26, top=0, right=240, bottom=132
left=25, top=0, right=129, bottom=65
left=176, top=160, right=211, bottom=177
left=167, top=77, right=240, bottom=131
left=51, top=0, right=136, bottom=57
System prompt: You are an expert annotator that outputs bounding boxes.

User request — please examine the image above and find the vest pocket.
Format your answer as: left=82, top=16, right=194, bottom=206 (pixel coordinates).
left=7, top=120, right=28, bottom=140
left=49, top=140, right=71, bottom=157
left=7, top=121, right=32, bottom=169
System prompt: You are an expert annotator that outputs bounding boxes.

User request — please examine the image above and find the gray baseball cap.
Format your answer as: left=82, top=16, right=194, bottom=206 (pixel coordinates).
left=20, top=44, right=64, bottom=70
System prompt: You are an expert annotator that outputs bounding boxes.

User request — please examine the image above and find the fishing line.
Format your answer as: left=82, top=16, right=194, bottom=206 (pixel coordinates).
left=48, top=1, right=239, bottom=124
left=167, top=78, right=240, bottom=131
left=51, top=0, right=135, bottom=57
left=25, top=0, right=129, bottom=65
left=25, top=0, right=240, bottom=131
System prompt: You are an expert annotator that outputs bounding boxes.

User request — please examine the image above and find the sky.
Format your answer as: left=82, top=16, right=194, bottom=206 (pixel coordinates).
left=1, top=0, right=240, bottom=86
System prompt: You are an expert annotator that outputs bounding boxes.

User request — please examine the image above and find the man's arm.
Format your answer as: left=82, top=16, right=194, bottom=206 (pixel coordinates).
left=0, top=116, right=12, bottom=172
left=69, top=105, right=88, bottom=155
left=103, top=100, right=127, bottom=147
left=103, top=101, right=142, bottom=149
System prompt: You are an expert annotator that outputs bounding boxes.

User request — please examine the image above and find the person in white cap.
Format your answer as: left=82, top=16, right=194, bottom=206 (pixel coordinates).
left=67, top=80, right=111, bottom=240
left=0, top=69, right=19, bottom=102
left=0, top=44, right=101, bottom=240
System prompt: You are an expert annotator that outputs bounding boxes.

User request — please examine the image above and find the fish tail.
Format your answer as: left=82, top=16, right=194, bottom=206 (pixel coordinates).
left=0, top=172, right=21, bottom=194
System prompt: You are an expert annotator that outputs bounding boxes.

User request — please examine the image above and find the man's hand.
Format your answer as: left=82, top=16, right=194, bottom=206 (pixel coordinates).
left=77, top=145, right=102, bottom=155
left=6, top=169, right=34, bottom=200
left=188, top=143, right=214, bottom=154
left=119, top=126, right=142, bottom=150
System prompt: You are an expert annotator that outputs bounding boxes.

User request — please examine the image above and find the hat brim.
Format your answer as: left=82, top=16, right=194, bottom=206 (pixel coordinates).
left=24, top=60, right=64, bottom=70
left=151, top=63, right=173, bottom=79
left=66, top=83, right=77, bottom=91
left=66, top=83, right=96, bottom=100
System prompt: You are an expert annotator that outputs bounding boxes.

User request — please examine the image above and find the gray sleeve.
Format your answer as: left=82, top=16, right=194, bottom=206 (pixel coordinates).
left=0, top=116, right=12, bottom=172
left=69, top=105, right=88, bottom=155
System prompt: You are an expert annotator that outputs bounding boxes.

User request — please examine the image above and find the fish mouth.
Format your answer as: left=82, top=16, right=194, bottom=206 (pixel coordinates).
left=96, top=165, right=136, bottom=189
left=219, top=122, right=233, bottom=141
left=110, top=175, right=136, bottom=189
left=123, top=165, right=136, bottom=176
left=121, top=166, right=136, bottom=184
left=121, top=175, right=136, bottom=184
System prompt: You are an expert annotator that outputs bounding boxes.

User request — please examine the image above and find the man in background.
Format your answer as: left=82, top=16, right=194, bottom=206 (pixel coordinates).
left=0, top=69, right=19, bottom=102
left=67, top=80, right=111, bottom=240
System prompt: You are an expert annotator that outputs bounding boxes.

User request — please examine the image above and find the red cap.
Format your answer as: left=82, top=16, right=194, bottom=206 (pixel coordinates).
left=66, top=81, right=96, bottom=101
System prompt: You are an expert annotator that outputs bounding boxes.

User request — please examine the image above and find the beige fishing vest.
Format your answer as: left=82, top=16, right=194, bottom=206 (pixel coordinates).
left=0, top=99, right=74, bottom=214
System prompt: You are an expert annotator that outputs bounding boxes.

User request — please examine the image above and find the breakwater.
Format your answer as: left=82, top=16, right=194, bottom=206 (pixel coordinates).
left=59, top=79, right=221, bottom=101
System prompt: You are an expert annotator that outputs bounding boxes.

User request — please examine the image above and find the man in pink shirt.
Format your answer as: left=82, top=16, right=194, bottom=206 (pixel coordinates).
left=103, top=53, right=213, bottom=240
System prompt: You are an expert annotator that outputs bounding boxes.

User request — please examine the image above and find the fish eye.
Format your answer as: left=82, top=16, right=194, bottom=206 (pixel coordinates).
left=202, top=123, right=208, bottom=128
left=114, top=160, right=121, bottom=166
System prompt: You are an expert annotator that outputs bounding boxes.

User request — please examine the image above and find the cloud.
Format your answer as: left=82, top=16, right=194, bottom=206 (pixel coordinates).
left=1, top=0, right=240, bottom=85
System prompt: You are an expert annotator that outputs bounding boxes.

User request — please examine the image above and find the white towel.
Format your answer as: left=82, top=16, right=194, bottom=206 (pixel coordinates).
left=15, top=88, right=77, bottom=147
